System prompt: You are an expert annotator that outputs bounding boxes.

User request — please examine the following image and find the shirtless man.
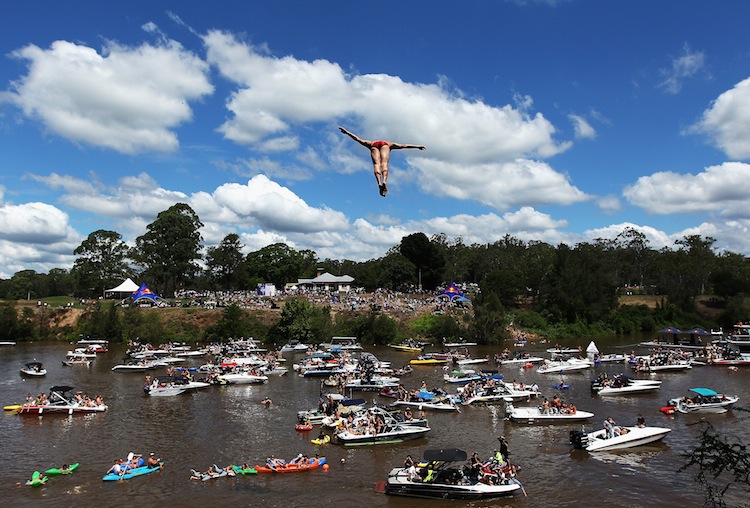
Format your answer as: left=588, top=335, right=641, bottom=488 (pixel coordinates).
left=339, top=127, right=426, bottom=197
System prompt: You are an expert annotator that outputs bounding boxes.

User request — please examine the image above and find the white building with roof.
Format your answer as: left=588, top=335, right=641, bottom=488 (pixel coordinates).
left=296, top=271, right=354, bottom=292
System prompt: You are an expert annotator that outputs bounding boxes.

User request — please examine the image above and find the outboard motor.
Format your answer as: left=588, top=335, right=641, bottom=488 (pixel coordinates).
left=570, top=430, right=588, bottom=449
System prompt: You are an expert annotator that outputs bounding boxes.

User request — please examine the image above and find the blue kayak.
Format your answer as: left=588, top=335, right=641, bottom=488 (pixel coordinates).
left=102, top=463, right=163, bottom=481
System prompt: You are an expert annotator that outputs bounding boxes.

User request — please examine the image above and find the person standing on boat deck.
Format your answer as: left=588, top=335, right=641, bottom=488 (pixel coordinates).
left=498, top=435, right=510, bottom=458
left=603, top=416, right=615, bottom=438
left=338, top=126, right=426, bottom=197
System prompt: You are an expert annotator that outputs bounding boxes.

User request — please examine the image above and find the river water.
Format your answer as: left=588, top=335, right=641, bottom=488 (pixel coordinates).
left=3, top=337, right=749, bottom=508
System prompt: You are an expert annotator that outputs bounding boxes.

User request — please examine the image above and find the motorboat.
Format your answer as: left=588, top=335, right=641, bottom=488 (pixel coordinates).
left=410, top=355, right=449, bottom=365
left=217, top=371, right=269, bottom=384
left=111, top=360, right=158, bottom=372
left=460, top=382, right=539, bottom=405
left=665, top=387, right=739, bottom=414
left=454, top=356, right=489, bottom=366
left=15, top=386, right=108, bottom=416
left=443, top=339, right=478, bottom=348
left=319, top=336, right=363, bottom=351
left=546, top=346, right=581, bottom=356
left=67, top=348, right=97, bottom=359
left=444, top=369, right=483, bottom=384
left=344, top=377, right=400, bottom=392
left=388, top=340, right=427, bottom=352
left=383, top=448, right=523, bottom=500
left=570, top=425, right=671, bottom=452
left=298, top=397, right=365, bottom=425
left=280, top=340, right=309, bottom=353
left=505, top=402, right=594, bottom=424
left=591, top=374, right=661, bottom=395
left=495, top=352, right=545, bottom=365
left=537, top=358, right=592, bottom=374
left=391, top=389, right=460, bottom=412
left=62, top=353, right=92, bottom=367
left=596, top=354, right=628, bottom=363
left=144, top=376, right=211, bottom=396
left=20, top=362, right=47, bottom=377
left=333, top=406, right=430, bottom=445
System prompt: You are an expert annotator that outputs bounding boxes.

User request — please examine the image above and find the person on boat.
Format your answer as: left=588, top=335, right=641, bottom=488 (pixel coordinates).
left=266, top=456, right=286, bottom=470
left=107, top=459, right=125, bottom=475
left=289, top=453, right=305, bottom=465
left=636, top=413, right=646, bottom=428
left=338, top=126, right=426, bottom=197
left=603, top=417, right=616, bottom=438
left=147, top=452, right=161, bottom=468
left=498, top=436, right=510, bottom=458
left=403, top=408, right=413, bottom=421
left=403, top=455, right=418, bottom=481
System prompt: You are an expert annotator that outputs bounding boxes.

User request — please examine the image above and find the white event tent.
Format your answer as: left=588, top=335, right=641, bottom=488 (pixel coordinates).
left=104, top=278, right=140, bottom=298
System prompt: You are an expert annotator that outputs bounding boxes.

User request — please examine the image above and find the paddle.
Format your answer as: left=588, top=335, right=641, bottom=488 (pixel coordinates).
left=119, top=452, right=134, bottom=478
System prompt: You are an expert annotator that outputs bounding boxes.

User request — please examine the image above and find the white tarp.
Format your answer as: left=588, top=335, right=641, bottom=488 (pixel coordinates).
left=105, top=278, right=140, bottom=294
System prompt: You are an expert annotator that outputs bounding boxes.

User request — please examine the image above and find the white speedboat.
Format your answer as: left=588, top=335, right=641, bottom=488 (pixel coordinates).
left=496, top=353, right=545, bottom=365
left=217, top=371, right=269, bottom=384
left=344, top=377, right=399, bottom=392
left=20, top=362, right=47, bottom=377
left=62, top=353, right=92, bottom=367
left=506, top=403, right=594, bottom=424
left=280, top=340, right=309, bottom=353
left=334, top=422, right=430, bottom=445
left=67, top=348, right=97, bottom=359
left=591, top=374, right=661, bottom=395
left=595, top=353, right=628, bottom=363
left=144, top=376, right=210, bottom=396
left=570, top=425, right=671, bottom=452
left=383, top=448, right=523, bottom=500
left=444, top=370, right=482, bottom=384
left=333, top=406, right=430, bottom=445
left=460, top=382, right=539, bottom=405
left=391, top=390, right=460, bottom=412
left=666, top=387, right=739, bottom=414
left=111, top=360, right=157, bottom=372
left=455, top=357, right=489, bottom=366
left=537, top=358, right=592, bottom=374
left=15, top=386, right=108, bottom=416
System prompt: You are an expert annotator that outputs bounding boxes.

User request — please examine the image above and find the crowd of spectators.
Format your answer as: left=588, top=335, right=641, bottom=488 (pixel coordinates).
left=172, top=287, right=470, bottom=317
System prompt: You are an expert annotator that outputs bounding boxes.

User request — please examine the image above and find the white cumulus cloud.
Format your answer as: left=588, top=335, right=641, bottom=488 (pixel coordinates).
left=8, top=37, right=213, bottom=154
left=623, top=162, right=750, bottom=216
left=689, top=77, right=750, bottom=159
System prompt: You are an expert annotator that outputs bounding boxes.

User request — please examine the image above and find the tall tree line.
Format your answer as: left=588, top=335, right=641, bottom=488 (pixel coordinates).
left=1, top=203, right=749, bottom=332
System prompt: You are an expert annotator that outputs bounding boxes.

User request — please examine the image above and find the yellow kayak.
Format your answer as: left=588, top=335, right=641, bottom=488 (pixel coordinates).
left=3, top=404, right=21, bottom=412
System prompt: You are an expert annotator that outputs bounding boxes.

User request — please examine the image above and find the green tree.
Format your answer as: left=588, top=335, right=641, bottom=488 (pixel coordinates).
left=245, top=243, right=315, bottom=289
left=399, top=232, right=445, bottom=290
left=8, top=270, right=36, bottom=300
left=543, top=243, right=618, bottom=323
left=133, top=203, right=204, bottom=296
left=205, top=233, right=245, bottom=289
left=470, top=290, right=507, bottom=344
left=46, top=268, right=74, bottom=297
left=72, top=230, right=131, bottom=297
left=204, top=304, right=251, bottom=341
left=378, top=249, right=417, bottom=291
left=269, top=298, right=331, bottom=344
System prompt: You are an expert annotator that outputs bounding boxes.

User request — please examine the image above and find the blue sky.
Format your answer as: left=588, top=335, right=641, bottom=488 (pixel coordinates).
left=1, top=1, right=750, bottom=278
